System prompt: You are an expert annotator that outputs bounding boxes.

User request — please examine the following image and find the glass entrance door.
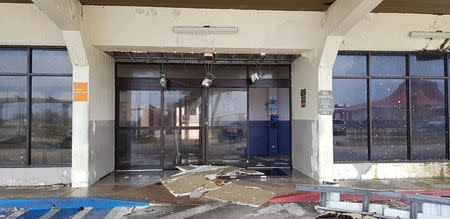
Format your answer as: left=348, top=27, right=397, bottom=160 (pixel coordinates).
left=117, top=90, right=162, bottom=170
left=163, top=89, right=203, bottom=168
left=207, top=89, right=248, bottom=165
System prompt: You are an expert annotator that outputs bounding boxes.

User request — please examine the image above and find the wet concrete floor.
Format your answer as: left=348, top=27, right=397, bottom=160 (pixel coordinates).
left=1, top=168, right=450, bottom=206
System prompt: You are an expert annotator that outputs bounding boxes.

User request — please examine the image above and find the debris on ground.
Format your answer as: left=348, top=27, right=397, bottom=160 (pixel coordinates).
left=316, top=211, right=376, bottom=219
left=160, top=165, right=274, bottom=207
left=204, top=183, right=276, bottom=207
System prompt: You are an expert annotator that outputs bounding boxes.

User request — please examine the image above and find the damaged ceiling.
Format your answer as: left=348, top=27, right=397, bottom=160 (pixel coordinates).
left=3, top=0, right=450, bottom=14
left=107, top=52, right=299, bottom=65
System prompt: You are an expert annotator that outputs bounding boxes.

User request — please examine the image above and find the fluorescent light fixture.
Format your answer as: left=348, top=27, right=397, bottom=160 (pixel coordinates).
left=201, top=78, right=212, bottom=87
left=410, top=31, right=450, bottom=39
left=160, top=75, right=167, bottom=88
left=173, top=26, right=238, bottom=34
left=249, top=73, right=261, bottom=83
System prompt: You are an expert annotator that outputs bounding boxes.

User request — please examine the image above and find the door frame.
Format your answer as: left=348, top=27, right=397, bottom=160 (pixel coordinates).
left=114, top=62, right=292, bottom=170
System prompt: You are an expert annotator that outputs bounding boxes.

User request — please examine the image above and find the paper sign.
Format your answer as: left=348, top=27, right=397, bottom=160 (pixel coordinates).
left=73, top=82, right=88, bottom=102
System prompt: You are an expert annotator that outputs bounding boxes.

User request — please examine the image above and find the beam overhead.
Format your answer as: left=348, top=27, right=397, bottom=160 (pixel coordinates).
left=31, top=0, right=82, bottom=31
left=325, top=0, right=383, bottom=36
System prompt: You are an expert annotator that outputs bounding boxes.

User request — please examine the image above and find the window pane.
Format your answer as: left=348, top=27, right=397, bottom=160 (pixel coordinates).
left=0, top=49, right=28, bottom=73
left=370, top=54, right=406, bottom=76
left=31, top=103, right=72, bottom=165
left=411, top=80, right=446, bottom=160
left=208, top=127, right=247, bottom=165
left=333, top=54, right=367, bottom=76
left=208, top=90, right=247, bottom=126
left=164, top=129, right=201, bottom=168
left=117, top=64, right=160, bottom=78
left=117, top=129, right=161, bottom=169
left=119, top=90, right=161, bottom=127
left=164, top=90, right=202, bottom=127
left=0, top=77, right=27, bottom=166
left=31, top=77, right=72, bottom=165
left=371, top=79, right=408, bottom=161
left=410, top=54, right=445, bottom=76
left=32, top=77, right=72, bottom=102
left=32, top=49, right=72, bottom=74
left=333, top=79, right=368, bottom=161
left=248, top=65, right=290, bottom=79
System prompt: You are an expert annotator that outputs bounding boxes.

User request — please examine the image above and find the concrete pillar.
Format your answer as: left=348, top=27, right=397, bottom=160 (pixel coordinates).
left=32, top=0, right=115, bottom=187
left=291, top=0, right=383, bottom=182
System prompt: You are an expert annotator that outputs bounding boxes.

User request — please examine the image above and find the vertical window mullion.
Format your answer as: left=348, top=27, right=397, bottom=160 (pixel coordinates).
left=446, top=54, right=450, bottom=160
left=26, top=48, right=32, bottom=166
left=406, top=54, right=412, bottom=161
left=367, top=53, right=371, bottom=161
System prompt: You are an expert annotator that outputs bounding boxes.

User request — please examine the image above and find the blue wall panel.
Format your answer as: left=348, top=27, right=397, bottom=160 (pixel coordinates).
left=277, top=121, right=291, bottom=155
left=249, top=121, right=290, bottom=155
left=249, top=121, right=269, bottom=155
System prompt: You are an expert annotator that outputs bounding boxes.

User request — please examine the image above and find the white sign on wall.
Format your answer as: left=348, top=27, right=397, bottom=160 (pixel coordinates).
left=318, top=90, right=334, bottom=115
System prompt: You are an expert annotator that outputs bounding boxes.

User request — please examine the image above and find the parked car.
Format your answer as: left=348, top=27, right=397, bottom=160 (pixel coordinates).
left=333, top=119, right=347, bottom=136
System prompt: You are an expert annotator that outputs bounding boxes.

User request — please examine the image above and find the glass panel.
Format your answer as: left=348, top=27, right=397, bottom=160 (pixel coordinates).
left=31, top=77, right=72, bottom=165
left=32, top=49, right=72, bottom=74
left=117, top=64, right=160, bottom=78
left=119, top=90, right=161, bottom=127
left=0, top=77, right=27, bottom=166
left=370, top=54, right=406, bottom=76
left=164, top=90, right=202, bottom=127
left=371, top=79, right=408, bottom=161
left=117, top=129, right=161, bottom=169
left=164, top=129, right=201, bottom=168
left=333, top=54, right=367, bottom=76
left=333, top=79, right=368, bottom=161
left=213, top=65, right=247, bottom=79
left=410, top=54, right=445, bottom=76
left=165, top=64, right=203, bottom=78
left=32, top=77, right=72, bottom=102
left=248, top=65, right=290, bottom=79
left=411, top=80, right=446, bottom=160
left=0, top=49, right=28, bottom=73
left=31, top=103, right=72, bottom=165
left=208, top=90, right=247, bottom=126
left=208, top=127, right=247, bottom=165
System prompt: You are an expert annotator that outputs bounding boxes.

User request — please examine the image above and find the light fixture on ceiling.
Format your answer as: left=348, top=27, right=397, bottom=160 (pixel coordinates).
left=409, top=31, right=450, bottom=39
left=173, top=26, right=239, bottom=34
left=202, top=53, right=215, bottom=88
left=160, top=63, right=168, bottom=89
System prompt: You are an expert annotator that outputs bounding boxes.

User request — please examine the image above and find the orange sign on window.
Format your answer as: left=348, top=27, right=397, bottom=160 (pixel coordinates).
left=73, top=82, right=88, bottom=102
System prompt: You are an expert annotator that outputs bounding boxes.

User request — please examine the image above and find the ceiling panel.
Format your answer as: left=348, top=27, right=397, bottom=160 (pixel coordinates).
left=2, top=0, right=450, bottom=14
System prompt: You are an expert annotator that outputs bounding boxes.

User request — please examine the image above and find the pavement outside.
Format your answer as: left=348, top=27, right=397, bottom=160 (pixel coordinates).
left=1, top=169, right=450, bottom=218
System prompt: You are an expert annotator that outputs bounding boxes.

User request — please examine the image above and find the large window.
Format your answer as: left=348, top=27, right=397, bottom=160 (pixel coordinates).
left=0, top=47, right=72, bottom=167
left=333, top=52, right=449, bottom=162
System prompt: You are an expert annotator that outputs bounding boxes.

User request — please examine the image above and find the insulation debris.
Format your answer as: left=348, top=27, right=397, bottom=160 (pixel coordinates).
left=161, top=165, right=274, bottom=207
left=162, top=173, right=220, bottom=197
left=203, top=183, right=277, bottom=207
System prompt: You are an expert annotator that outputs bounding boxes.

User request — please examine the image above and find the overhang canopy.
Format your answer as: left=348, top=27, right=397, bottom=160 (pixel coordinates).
left=3, top=0, right=450, bottom=14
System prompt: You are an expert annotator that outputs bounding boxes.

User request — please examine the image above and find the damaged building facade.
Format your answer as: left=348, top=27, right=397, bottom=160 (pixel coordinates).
left=0, top=0, right=450, bottom=187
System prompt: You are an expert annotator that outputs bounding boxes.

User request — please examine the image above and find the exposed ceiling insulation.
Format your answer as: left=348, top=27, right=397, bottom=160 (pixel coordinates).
left=107, top=52, right=299, bottom=65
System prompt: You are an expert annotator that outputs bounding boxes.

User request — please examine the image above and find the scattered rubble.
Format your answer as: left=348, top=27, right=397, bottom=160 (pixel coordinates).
left=160, top=165, right=275, bottom=207
left=204, top=184, right=276, bottom=207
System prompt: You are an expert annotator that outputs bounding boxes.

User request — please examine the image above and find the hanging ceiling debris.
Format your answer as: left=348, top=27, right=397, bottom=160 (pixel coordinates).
left=106, top=51, right=299, bottom=65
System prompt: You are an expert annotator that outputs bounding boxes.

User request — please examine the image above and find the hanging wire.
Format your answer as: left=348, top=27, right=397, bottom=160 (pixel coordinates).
left=203, top=60, right=215, bottom=80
